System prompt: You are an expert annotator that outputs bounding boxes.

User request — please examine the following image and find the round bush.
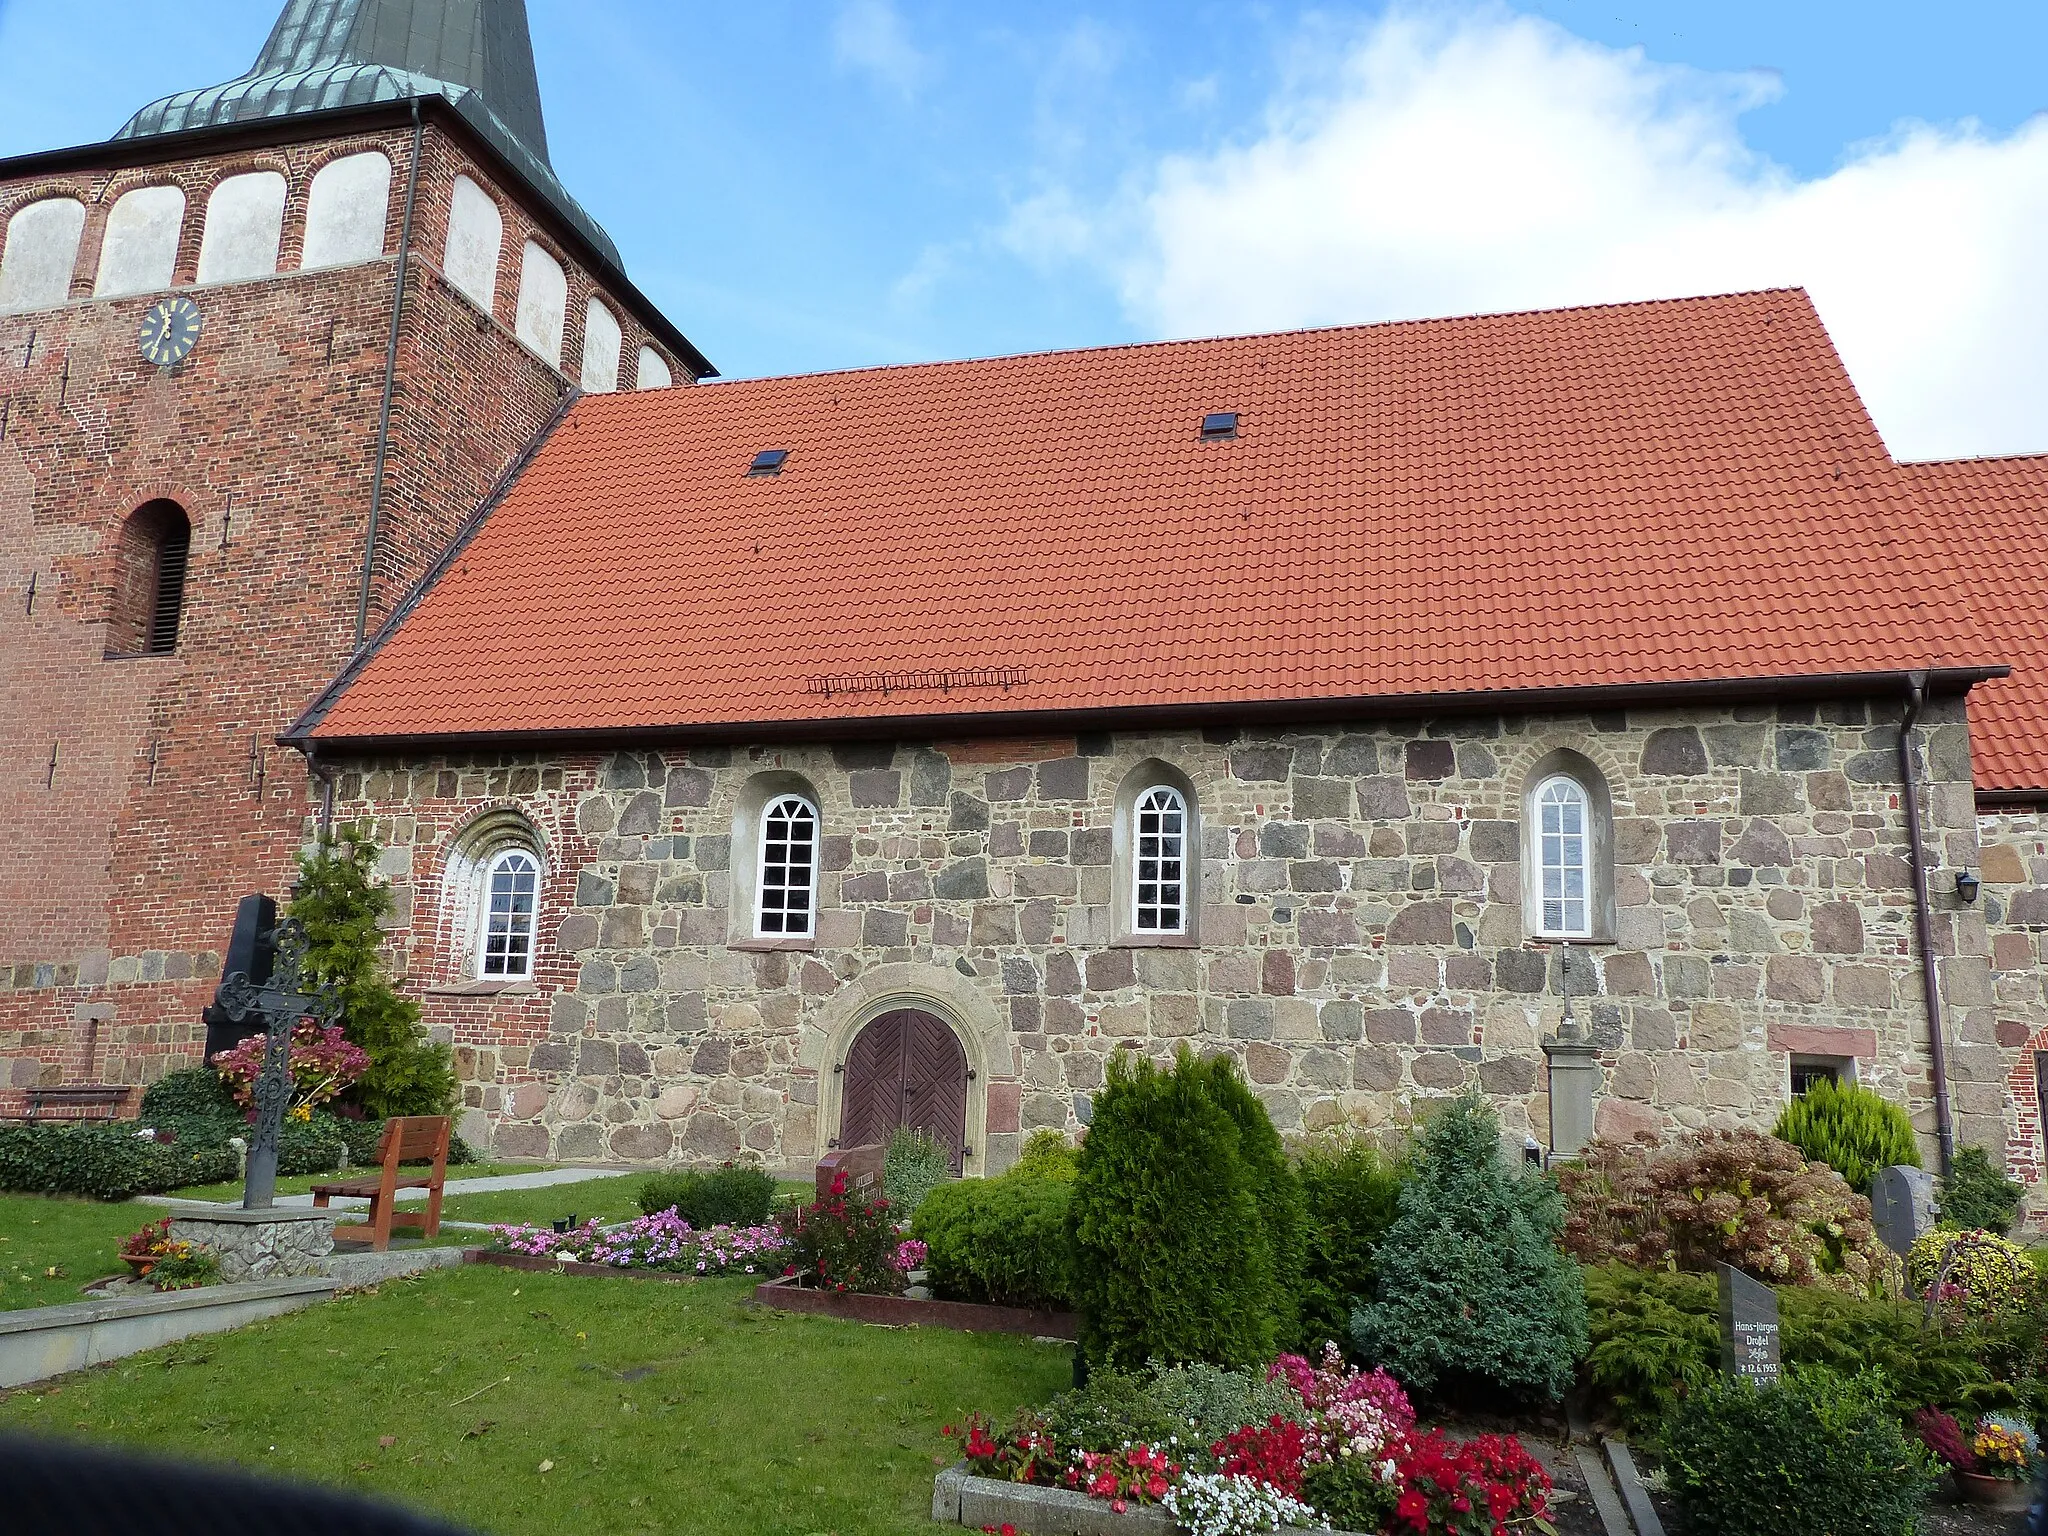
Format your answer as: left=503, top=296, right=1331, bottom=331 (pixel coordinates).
left=1772, top=1079, right=1920, bottom=1195
left=1351, top=1093, right=1586, bottom=1402
left=1906, top=1228, right=2038, bottom=1326
left=1663, top=1368, right=1938, bottom=1536
left=635, top=1163, right=778, bottom=1226
left=1068, top=1047, right=1280, bottom=1369
left=912, top=1170, right=1075, bottom=1309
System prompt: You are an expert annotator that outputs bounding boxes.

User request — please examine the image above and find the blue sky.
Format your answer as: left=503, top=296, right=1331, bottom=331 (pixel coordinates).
left=2, top=2, right=2045, bottom=458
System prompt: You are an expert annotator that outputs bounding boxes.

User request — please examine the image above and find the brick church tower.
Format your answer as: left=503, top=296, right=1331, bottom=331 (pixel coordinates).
left=0, top=0, right=710, bottom=1106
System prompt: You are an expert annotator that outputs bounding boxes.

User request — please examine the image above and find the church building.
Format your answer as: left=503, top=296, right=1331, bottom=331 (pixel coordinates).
left=4, top=1, right=2045, bottom=1227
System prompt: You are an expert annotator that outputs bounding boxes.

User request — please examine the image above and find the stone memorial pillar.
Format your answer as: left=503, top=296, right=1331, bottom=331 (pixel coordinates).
left=1542, top=943, right=1601, bottom=1158
left=1869, top=1165, right=1939, bottom=1259
left=1716, top=1262, right=1781, bottom=1385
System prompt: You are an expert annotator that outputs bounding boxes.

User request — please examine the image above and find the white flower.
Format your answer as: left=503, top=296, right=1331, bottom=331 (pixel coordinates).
left=1162, top=1472, right=1317, bottom=1536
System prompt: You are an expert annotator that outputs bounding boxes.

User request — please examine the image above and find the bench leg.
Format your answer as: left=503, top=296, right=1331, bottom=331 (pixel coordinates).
left=421, top=1179, right=445, bottom=1239
left=368, top=1191, right=393, bottom=1252
left=311, top=1192, right=331, bottom=1209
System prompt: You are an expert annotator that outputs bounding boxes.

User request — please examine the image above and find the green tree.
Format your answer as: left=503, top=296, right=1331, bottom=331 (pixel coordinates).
left=1068, top=1047, right=1277, bottom=1370
left=1197, top=1051, right=1306, bottom=1345
left=1772, top=1078, right=1920, bottom=1195
left=289, top=824, right=455, bottom=1120
left=1351, top=1093, right=1587, bottom=1401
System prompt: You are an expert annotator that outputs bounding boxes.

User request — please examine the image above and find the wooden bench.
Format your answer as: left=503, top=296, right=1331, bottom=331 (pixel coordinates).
left=312, top=1115, right=451, bottom=1251
left=11, top=1084, right=134, bottom=1123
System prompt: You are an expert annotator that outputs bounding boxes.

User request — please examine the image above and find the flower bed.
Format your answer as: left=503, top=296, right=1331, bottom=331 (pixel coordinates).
left=484, top=1211, right=786, bottom=1276
left=948, top=1343, right=1555, bottom=1536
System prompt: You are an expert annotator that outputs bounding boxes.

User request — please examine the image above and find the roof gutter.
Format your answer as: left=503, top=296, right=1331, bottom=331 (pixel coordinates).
left=355, top=96, right=424, bottom=643
left=1897, top=669, right=1957, bottom=1181
left=281, top=663, right=2008, bottom=754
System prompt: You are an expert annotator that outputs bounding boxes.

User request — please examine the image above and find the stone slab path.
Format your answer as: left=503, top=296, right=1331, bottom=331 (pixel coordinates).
left=144, top=1165, right=635, bottom=1213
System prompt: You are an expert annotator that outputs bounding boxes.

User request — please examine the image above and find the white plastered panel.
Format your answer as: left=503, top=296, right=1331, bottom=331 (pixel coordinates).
left=196, top=171, right=286, bottom=285
left=94, top=185, right=185, bottom=298
left=636, top=345, right=673, bottom=390
left=302, top=152, right=392, bottom=269
left=514, top=240, right=566, bottom=367
left=0, top=197, right=86, bottom=313
left=580, top=297, right=622, bottom=392
left=442, top=174, right=502, bottom=314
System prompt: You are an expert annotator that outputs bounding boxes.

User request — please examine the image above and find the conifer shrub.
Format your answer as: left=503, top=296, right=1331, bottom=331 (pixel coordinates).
left=1351, top=1093, right=1586, bottom=1402
left=1013, top=1127, right=1080, bottom=1180
left=1662, top=1368, right=1938, bottom=1536
left=1196, top=1052, right=1306, bottom=1344
left=913, top=1157, right=1076, bottom=1310
left=1939, top=1145, right=2026, bottom=1235
left=291, top=825, right=456, bottom=1120
left=1292, top=1131, right=1408, bottom=1355
left=1068, top=1046, right=1280, bottom=1370
left=1772, top=1078, right=1920, bottom=1195
left=882, top=1125, right=953, bottom=1216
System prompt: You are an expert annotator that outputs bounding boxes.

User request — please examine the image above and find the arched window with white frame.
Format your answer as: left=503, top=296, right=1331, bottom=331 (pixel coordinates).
left=479, top=847, right=540, bottom=978
left=1521, top=750, right=1614, bottom=942
left=1534, top=776, right=1591, bottom=937
left=1133, top=785, right=1189, bottom=934
left=755, top=794, right=818, bottom=937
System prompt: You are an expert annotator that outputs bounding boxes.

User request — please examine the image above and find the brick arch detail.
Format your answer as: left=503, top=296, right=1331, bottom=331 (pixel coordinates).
left=2007, top=1026, right=2048, bottom=1189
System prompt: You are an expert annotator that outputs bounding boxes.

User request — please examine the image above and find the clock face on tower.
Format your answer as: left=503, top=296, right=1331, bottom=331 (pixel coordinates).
left=138, top=296, right=202, bottom=367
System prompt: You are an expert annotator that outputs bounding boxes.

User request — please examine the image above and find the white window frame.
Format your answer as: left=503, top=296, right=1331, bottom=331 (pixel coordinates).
left=754, top=794, right=818, bottom=938
left=1534, top=774, right=1593, bottom=938
left=1131, top=785, right=1189, bottom=935
left=478, top=846, right=540, bottom=979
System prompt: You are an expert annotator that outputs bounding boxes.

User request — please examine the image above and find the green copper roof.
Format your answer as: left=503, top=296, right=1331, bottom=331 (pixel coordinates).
left=113, top=0, right=621, bottom=270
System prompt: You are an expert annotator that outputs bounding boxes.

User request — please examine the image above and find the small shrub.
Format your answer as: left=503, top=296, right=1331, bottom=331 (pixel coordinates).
left=148, top=1245, right=222, bottom=1291
left=1912, top=1407, right=1976, bottom=1472
left=1298, top=1454, right=1402, bottom=1534
left=1013, top=1128, right=1079, bottom=1180
left=1351, top=1093, right=1587, bottom=1402
left=882, top=1126, right=953, bottom=1216
left=1581, top=1263, right=2004, bottom=1432
left=139, top=1065, right=236, bottom=1121
left=912, top=1170, right=1075, bottom=1310
left=1068, top=1047, right=1280, bottom=1370
left=1037, top=1361, right=1303, bottom=1460
left=1558, top=1126, right=1898, bottom=1293
left=636, top=1162, right=778, bottom=1227
left=0, top=1122, right=239, bottom=1200
left=1662, top=1368, right=1938, bottom=1536
left=776, top=1169, right=902, bottom=1294
left=1939, top=1146, right=2025, bottom=1236
left=1907, top=1228, right=2038, bottom=1327
left=210, top=1021, right=368, bottom=1117
left=1773, top=1078, right=1920, bottom=1195
left=1291, top=1131, right=1406, bottom=1355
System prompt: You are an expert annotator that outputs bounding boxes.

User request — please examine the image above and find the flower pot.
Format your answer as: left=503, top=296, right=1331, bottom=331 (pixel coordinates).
left=1953, top=1470, right=2033, bottom=1512
left=121, top=1253, right=158, bottom=1278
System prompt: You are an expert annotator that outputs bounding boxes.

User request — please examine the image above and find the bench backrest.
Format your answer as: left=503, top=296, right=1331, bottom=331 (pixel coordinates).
left=369, top=1115, right=452, bottom=1177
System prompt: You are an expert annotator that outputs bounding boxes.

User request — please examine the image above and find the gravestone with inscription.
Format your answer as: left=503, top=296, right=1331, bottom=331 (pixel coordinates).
left=1870, top=1165, right=1939, bottom=1259
left=1717, top=1262, right=1781, bottom=1385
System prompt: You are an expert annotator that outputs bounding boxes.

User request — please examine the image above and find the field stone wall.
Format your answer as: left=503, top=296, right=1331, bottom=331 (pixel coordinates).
left=327, top=692, right=2012, bottom=1186
left=1977, top=808, right=2048, bottom=1228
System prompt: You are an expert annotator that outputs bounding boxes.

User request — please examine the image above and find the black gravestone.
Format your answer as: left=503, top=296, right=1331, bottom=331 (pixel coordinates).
left=1869, top=1165, right=1938, bottom=1259
left=1717, top=1263, right=1781, bottom=1385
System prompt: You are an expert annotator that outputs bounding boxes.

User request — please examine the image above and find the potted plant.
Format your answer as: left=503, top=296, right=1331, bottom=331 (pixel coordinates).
left=118, top=1217, right=183, bottom=1279
left=1955, top=1415, right=2039, bottom=1512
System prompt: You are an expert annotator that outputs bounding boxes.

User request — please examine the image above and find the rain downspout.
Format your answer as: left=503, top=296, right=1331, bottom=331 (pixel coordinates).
left=1897, top=670, right=1957, bottom=1180
left=355, top=96, right=425, bottom=643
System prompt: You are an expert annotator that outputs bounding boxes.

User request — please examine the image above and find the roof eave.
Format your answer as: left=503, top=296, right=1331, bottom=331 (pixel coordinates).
left=284, top=664, right=2011, bottom=757
left=0, top=96, right=715, bottom=380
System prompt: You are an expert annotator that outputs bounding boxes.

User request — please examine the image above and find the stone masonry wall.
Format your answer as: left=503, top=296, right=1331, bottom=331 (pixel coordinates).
left=324, top=692, right=2022, bottom=1188
left=1977, top=808, right=2048, bottom=1229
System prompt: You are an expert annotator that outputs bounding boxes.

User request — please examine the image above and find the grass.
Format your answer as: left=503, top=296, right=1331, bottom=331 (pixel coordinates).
left=436, top=1177, right=646, bottom=1229
left=0, top=1265, right=1070, bottom=1536
left=169, top=1162, right=554, bottom=1204
left=0, top=1196, right=148, bottom=1310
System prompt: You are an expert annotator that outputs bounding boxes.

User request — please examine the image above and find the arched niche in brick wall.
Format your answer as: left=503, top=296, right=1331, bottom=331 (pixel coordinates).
left=580, top=297, right=621, bottom=393
left=442, top=174, right=502, bottom=315
left=636, top=344, right=672, bottom=390
left=196, top=171, right=286, bottom=286
left=514, top=240, right=567, bottom=368
left=94, top=185, right=185, bottom=298
left=302, top=151, right=392, bottom=270
left=0, top=196, right=86, bottom=313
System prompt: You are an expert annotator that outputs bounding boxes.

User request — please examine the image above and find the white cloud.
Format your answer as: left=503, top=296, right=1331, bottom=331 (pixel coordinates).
left=833, top=0, right=929, bottom=98
left=1090, top=7, right=2048, bottom=461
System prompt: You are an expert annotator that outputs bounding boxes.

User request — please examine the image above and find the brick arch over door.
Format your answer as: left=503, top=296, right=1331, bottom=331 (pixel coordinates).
left=838, top=1009, right=969, bottom=1172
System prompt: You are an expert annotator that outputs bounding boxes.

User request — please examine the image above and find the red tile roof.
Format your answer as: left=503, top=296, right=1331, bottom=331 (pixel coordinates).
left=301, top=289, right=1999, bottom=747
left=1900, top=455, right=2048, bottom=796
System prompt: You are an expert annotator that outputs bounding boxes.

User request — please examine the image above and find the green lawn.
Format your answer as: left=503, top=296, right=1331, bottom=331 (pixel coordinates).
left=0, top=1196, right=150, bottom=1310
left=0, top=1266, right=1069, bottom=1536
left=169, top=1162, right=555, bottom=1204
left=436, top=1176, right=646, bottom=1229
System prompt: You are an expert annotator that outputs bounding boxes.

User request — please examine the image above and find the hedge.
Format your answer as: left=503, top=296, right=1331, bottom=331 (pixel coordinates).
left=913, top=1170, right=1077, bottom=1310
left=0, top=1122, right=240, bottom=1201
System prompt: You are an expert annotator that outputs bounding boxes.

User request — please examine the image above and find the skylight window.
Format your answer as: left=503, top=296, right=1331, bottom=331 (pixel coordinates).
left=748, top=449, right=790, bottom=476
left=1200, top=412, right=1239, bottom=440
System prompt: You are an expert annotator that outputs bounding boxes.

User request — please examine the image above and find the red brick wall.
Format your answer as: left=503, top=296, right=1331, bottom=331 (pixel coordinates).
left=0, top=119, right=687, bottom=1103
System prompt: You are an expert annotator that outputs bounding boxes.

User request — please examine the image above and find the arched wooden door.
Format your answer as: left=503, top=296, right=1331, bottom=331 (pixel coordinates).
left=838, top=1009, right=968, bottom=1172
